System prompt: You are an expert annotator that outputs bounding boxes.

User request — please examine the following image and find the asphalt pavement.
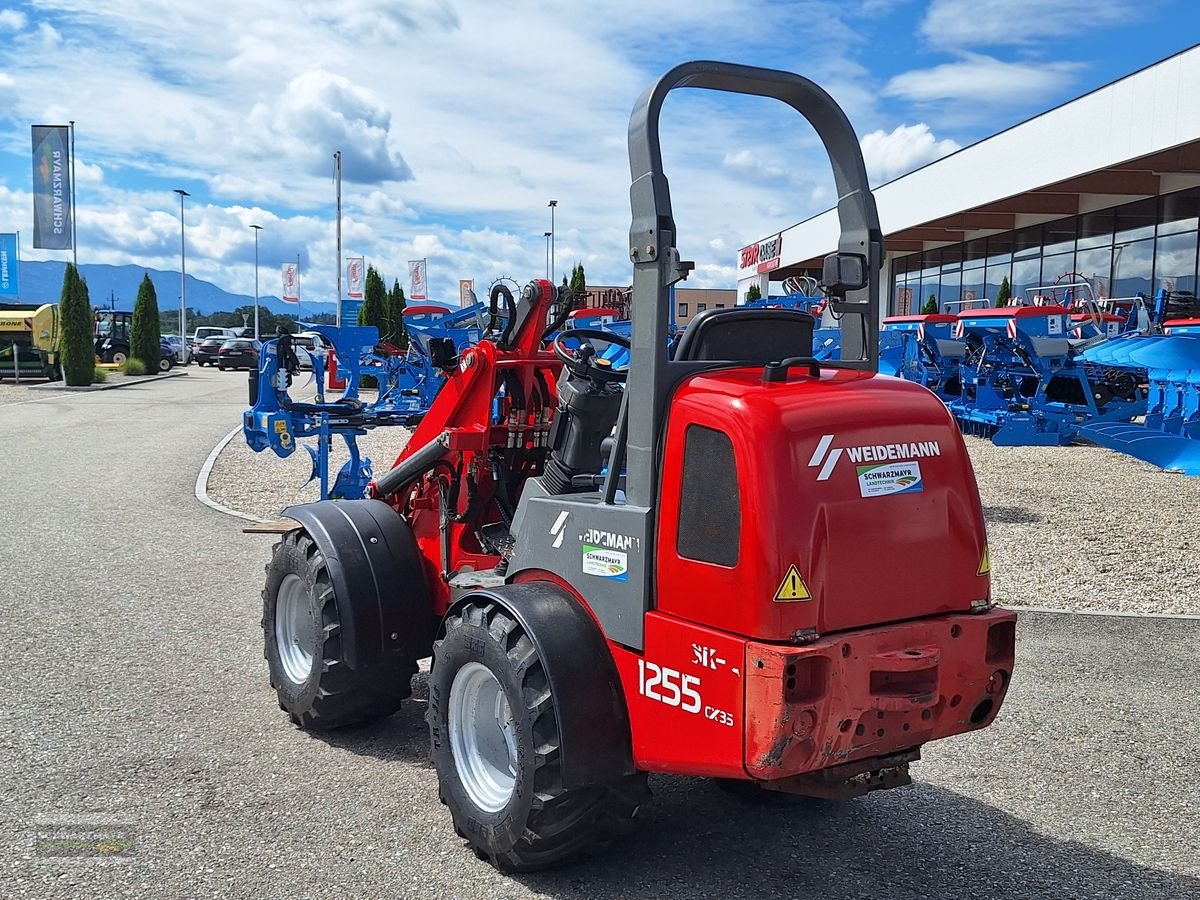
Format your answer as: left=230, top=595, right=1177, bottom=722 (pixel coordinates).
left=2, top=368, right=1198, bottom=899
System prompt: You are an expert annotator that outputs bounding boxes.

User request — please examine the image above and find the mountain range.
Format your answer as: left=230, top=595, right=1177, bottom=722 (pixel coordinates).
left=8, top=260, right=337, bottom=317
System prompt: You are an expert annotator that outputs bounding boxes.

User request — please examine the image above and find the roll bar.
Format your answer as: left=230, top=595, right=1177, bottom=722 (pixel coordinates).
left=614, top=61, right=884, bottom=508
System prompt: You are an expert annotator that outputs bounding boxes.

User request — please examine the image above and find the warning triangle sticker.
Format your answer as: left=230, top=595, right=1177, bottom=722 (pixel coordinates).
left=977, top=546, right=991, bottom=576
left=773, top=564, right=811, bottom=602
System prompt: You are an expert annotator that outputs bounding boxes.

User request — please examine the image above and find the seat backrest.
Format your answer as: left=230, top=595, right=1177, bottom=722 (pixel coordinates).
left=674, top=307, right=815, bottom=362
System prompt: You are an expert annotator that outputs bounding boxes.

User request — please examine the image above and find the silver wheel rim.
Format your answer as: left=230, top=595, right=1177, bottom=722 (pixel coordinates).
left=449, top=662, right=518, bottom=813
left=113, top=351, right=127, bottom=365
left=275, top=573, right=314, bottom=684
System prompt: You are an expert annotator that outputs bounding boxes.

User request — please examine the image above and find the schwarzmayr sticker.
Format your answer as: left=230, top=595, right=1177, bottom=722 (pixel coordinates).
left=582, top=545, right=628, bottom=581
left=856, top=461, right=923, bottom=498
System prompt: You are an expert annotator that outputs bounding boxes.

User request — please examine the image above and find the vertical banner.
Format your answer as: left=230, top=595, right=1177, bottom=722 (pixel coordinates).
left=31, top=126, right=73, bottom=250
left=346, top=257, right=364, bottom=298
left=0, top=233, right=18, bottom=297
left=282, top=263, right=299, bottom=303
left=458, top=279, right=474, bottom=308
left=409, top=259, right=427, bottom=300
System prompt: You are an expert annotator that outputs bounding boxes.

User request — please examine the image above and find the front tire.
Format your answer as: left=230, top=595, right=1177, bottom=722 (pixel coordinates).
left=262, top=529, right=415, bottom=729
left=429, top=598, right=646, bottom=871
left=158, top=356, right=173, bottom=372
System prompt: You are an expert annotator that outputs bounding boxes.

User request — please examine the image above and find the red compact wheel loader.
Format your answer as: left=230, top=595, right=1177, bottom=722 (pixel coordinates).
left=258, top=61, right=1016, bottom=871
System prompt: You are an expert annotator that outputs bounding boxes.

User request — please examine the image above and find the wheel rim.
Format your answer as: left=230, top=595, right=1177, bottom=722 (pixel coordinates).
left=449, top=662, right=518, bottom=813
left=275, top=573, right=314, bottom=684
left=113, top=351, right=127, bottom=365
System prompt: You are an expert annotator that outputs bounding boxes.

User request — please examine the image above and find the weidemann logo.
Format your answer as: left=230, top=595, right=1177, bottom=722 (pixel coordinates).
left=808, top=434, right=940, bottom=481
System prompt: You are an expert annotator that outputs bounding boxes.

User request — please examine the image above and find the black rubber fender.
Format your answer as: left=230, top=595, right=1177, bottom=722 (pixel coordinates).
left=440, top=582, right=636, bottom=789
left=283, top=499, right=435, bottom=669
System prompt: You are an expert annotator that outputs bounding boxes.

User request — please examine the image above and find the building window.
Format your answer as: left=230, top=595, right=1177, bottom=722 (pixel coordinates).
left=888, top=185, right=1200, bottom=314
left=697, top=303, right=707, bottom=313
left=678, top=302, right=688, bottom=318
left=1154, top=231, right=1199, bottom=295
left=715, top=303, right=725, bottom=309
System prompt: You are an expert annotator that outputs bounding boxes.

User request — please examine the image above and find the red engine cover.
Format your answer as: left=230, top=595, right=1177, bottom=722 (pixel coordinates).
left=655, top=368, right=989, bottom=641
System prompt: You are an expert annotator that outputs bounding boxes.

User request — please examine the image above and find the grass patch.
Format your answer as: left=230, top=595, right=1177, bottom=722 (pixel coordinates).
left=119, top=358, right=148, bottom=376
left=92, top=366, right=109, bottom=383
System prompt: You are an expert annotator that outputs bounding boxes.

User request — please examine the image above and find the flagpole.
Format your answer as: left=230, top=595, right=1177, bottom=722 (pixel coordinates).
left=334, top=151, right=342, bottom=327
left=69, top=120, right=77, bottom=266
left=296, top=253, right=301, bottom=325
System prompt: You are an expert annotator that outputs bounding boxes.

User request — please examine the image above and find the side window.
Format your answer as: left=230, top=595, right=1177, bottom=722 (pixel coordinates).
left=676, top=425, right=740, bottom=566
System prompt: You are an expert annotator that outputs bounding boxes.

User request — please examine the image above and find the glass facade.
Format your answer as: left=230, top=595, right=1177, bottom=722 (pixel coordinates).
left=891, top=186, right=1200, bottom=313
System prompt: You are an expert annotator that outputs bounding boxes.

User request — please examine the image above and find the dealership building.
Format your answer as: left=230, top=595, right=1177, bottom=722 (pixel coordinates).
left=737, top=45, right=1200, bottom=317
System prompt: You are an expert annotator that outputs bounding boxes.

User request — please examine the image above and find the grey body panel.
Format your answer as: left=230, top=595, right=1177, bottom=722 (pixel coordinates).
left=509, top=479, right=652, bottom=649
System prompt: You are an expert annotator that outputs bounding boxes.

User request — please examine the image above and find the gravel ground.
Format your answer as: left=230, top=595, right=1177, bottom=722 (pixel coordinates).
left=4, top=369, right=1199, bottom=899
left=0, top=380, right=41, bottom=404
left=208, top=404, right=1200, bottom=615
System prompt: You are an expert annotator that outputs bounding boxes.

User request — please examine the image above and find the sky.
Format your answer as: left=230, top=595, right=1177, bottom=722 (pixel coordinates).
left=1, top=0, right=1198, bottom=305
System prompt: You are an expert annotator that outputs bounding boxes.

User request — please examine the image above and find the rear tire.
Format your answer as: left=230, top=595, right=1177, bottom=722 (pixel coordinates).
left=429, top=598, right=647, bottom=871
left=158, top=356, right=172, bottom=372
left=262, top=529, right=415, bottom=730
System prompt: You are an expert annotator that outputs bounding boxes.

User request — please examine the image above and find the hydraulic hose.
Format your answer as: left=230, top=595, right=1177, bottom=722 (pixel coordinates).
left=488, top=284, right=518, bottom=348
left=373, top=431, right=450, bottom=499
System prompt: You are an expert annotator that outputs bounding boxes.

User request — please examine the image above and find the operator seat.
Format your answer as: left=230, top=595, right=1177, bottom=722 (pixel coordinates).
left=674, top=307, right=815, bottom=362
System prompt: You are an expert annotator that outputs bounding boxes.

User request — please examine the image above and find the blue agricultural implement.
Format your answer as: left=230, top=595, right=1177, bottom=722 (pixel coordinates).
left=244, top=325, right=441, bottom=501
left=1072, top=290, right=1200, bottom=474
left=883, top=302, right=1145, bottom=446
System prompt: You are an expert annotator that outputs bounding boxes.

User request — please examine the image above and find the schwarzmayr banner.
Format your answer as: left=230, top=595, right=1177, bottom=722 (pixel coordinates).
left=31, top=125, right=73, bottom=250
left=0, top=234, right=18, bottom=296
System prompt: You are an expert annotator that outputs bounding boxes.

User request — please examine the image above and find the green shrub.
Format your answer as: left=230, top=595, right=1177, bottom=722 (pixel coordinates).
left=130, top=274, right=162, bottom=370
left=921, top=294, right=939, bottom=315
left=58, top=264, right=95, bottom=386
left=92, top=366, right=109, bottom=383
left=119, top=358, right=147, bottom=376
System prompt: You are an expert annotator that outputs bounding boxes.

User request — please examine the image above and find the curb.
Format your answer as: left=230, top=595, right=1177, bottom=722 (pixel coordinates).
left=195, top=425, right=269, bottom=524
left=25, top=369, right=189, bottom=392
left=1001, top=604, right=1200, bottom=621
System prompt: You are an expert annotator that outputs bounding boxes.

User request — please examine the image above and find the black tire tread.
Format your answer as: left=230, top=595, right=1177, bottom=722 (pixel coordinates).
left=434, top=600, right=647, bottom=872
left=263, top=530, right=414, bottom=731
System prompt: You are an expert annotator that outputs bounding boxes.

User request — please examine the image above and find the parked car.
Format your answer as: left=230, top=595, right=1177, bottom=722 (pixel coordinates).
left=217, top=339, right=261, bottom=370
left=156, top=338, right=176, bottom=372
left=193, top=337, right=227, bottom=366
left=293, top=331, right=326, bottom=369
left=162, top=334, right=185, bottom=363
left=191, top=326, right=235, bottom=345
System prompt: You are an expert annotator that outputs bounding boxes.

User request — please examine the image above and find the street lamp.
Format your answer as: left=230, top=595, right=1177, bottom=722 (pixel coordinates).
left=548, top=200, right=558, bottom=283
left=543, top=231, right=552, bottom=281
left=250, top=224, right=263, bottom=339
left=174, top=189, right=190, bottom=361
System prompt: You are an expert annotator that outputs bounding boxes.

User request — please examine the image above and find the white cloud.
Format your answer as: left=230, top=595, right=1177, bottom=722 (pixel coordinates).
left=0, top=10, right=27, bottom=31
left=0, top=72, right=15, bottom=112
left=921, top=0, right=1139, bottom=47
left=860, top=123, right=960, bottom=184
left=36, top=22, right=62, bottom=47
left=884, top=53, right=1082, bottom=106
left=244, top=71, right=411, bottom=184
